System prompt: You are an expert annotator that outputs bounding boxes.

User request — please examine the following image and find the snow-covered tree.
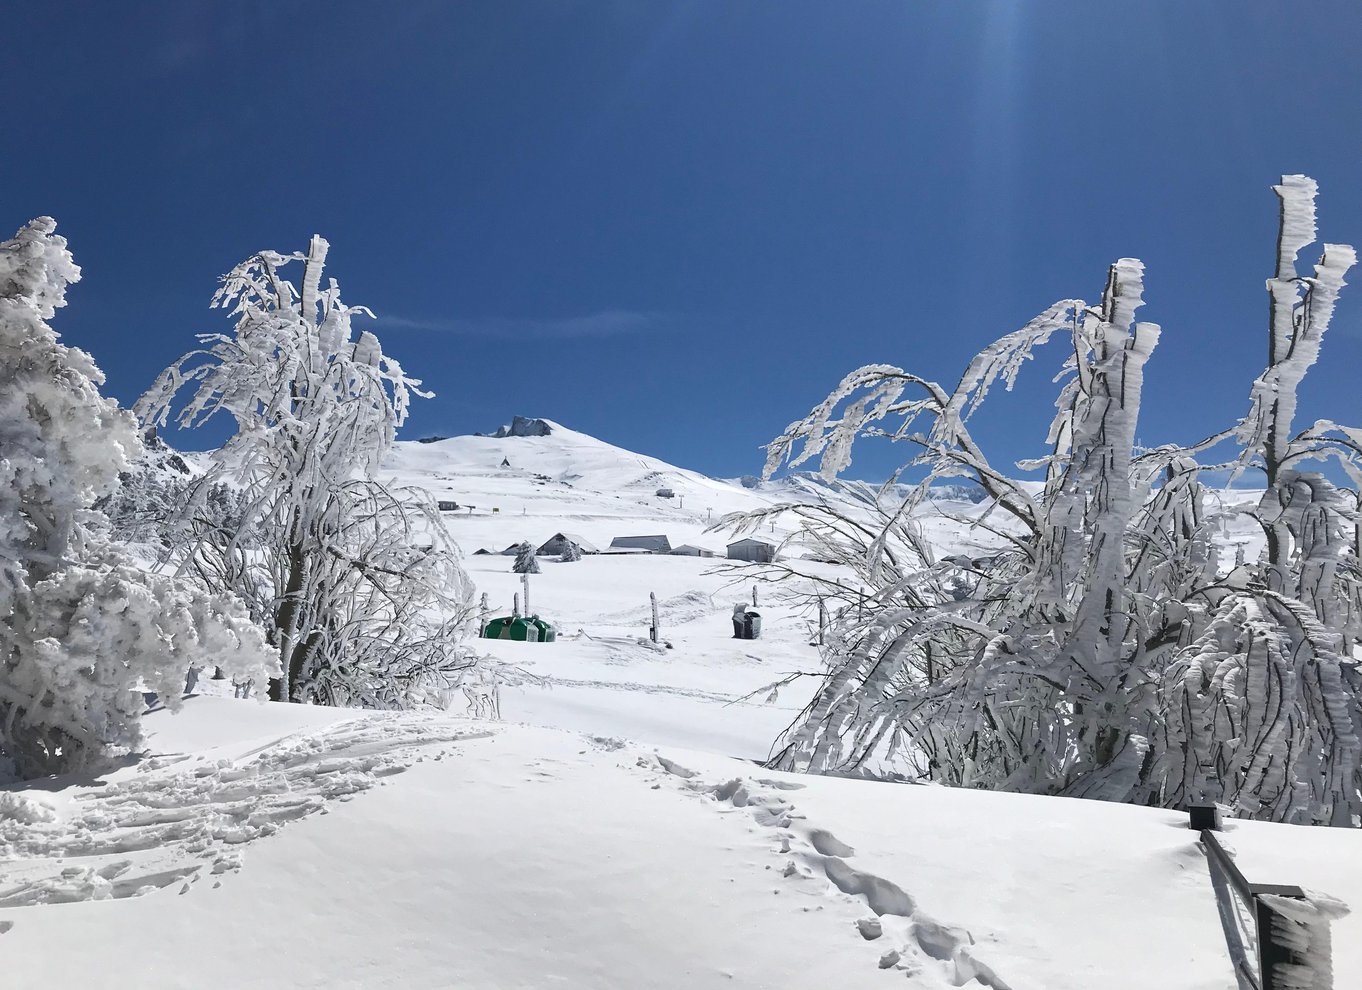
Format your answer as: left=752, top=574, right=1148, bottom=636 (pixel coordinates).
left=739, top=176, right=1362, bottom=825
left=137, top=235, right=478, bottom=707
left=559, top=540, right=583, bottom=563
left=99, top=430, right=251, bottom=552
left=513, top=542, right=540, bottom=574
left=0, top=218, right=275, bottom=778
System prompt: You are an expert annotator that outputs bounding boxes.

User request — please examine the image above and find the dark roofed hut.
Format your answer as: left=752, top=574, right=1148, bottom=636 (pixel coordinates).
left=609, top=535, right=672, bottom=553
left=537, top=533, right=599, bottom=556
left=726, top=538, right=775, bottom=563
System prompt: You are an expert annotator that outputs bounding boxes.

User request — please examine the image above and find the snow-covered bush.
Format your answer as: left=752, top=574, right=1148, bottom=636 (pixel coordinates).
left=0, top=218, right=275, bottom=778
left=741, top=177, right=1362, bottom=825
left=513, top=542, right=541, bottom=574
left=138, top=235, right=479, bottom=707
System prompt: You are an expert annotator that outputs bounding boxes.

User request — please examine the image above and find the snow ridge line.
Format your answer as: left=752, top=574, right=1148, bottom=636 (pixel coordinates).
left=0, top=714, right=492, bottom=918
left=631, top=750, right=1012, bottom=989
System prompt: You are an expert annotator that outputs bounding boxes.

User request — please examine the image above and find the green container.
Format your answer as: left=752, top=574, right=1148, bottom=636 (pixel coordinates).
left=481, top=615, right=556, bottom=643
left=482, top=616, right=540, bottom=642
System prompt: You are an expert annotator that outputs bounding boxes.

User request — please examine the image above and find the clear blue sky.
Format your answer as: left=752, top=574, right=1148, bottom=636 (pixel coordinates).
left=6, top=2, right=1361, bottom=481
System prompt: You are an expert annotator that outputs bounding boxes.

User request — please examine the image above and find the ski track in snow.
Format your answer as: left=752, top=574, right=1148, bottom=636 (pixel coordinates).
left=625, top=746, right=1012, bottom=989
left=583, top=589, right=719, bottom=628
left=0, top=714, right=491, bottom=919
left=537, top=675, right=756, bottom=706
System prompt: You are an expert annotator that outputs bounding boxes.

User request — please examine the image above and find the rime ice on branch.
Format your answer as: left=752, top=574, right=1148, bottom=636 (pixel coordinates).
left=138, top=236, right=480, bottom=709
left=0, top=218, right=274, bottom=778
left=739, top=177, right=1362, bottom=825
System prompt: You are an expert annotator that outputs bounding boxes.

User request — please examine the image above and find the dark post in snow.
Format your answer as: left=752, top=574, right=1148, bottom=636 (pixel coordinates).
left=649, top=592, right=660, bottom=643
left=752, top=585, right=759, bottom=608
left=1193, top=808, right=1330, bottom=990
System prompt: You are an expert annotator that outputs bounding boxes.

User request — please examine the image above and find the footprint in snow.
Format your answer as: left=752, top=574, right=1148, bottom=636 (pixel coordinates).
left=0, top=715, right=493, bottom=910
left=636, top=750, right=1012, bottom=990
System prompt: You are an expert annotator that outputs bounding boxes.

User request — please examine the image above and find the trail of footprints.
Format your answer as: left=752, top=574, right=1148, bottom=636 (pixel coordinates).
left=0, top=716, right=490, bottom=916
left=632, top=751, right=1011, bottom=989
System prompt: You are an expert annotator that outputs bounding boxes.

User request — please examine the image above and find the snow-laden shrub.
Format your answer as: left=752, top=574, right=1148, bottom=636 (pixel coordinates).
left=739, top=177, right=1362, bottom=825
left=0, top=218, right=276, bottom=778
left=138, top=236, right=479, bottom=707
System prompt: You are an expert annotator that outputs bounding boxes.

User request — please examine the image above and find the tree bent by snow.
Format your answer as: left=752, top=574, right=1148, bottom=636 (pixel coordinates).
left=737, top=177, right=1362, bottom=825
left=0, top=218, right=275, bottom=778
left=137, top=236, right=480, bottom=708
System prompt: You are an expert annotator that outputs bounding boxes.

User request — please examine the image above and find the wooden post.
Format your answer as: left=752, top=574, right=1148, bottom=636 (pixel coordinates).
left=513, top=592, right=520, bottom=618
left=649, top=592, right=660, bottom=643
left=479, top=592, right=489, bottom=615
left=521, top=572, right=531, bottom=616
left=752, top=585, right=758, bottom=607
left=818, top=598, right=828, bottom=646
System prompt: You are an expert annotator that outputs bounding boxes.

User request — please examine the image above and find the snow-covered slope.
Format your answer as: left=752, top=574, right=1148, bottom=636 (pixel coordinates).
left=4, top=699, right=1358, bottom=989
left=383, top=417, right=797, bottom=556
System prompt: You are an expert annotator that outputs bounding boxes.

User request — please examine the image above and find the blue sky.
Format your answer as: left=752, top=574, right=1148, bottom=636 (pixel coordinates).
left=6, top=2, right=1361, bottom=481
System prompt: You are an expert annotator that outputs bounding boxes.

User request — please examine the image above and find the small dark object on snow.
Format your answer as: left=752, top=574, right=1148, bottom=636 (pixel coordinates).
left=1188, top=804, right=1222, bottom=831
left=731, top=604, right=762, bottom=640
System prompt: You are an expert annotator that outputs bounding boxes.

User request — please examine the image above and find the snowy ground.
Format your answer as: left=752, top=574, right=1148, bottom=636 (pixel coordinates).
left=6, top=699, right=1358, bottom=989
left=1, top=421, right=1347, bottom=989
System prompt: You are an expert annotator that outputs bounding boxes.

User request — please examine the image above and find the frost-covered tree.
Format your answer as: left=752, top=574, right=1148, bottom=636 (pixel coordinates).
left=740, top=176, right=1362, bottom=825
left=0, top=218, right=275, bottom=778
left=99, top=430, right=251, bottom=552
left=559, top=540, right=583, bottom=563
left=513, top=542, right=541, bottom=574
left=138, top=236, right=478, bottom=707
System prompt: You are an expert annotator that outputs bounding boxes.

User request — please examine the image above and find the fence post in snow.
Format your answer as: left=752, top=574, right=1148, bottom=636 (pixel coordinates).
left=479, top=592, right=489, bottom=615
left=649, top=592, right=660, bottom=643
left=521, top=572, right=531, bottom=616
left=818, top=598, right=828, bottom=646
left=752, top=586, right=758, bottom=607
left=513, top=592, right=520, bottom=618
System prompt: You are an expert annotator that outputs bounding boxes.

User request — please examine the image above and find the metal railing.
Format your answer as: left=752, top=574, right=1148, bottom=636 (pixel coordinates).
left=1193, top=806, right=1326, bottom=990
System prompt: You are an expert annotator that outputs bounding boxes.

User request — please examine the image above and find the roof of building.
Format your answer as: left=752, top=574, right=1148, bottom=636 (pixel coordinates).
left=539, top=532, right=599, bottom=553
left=727, top=538, right=775, bottom=548
left=609, top=535, right=672, bottom=550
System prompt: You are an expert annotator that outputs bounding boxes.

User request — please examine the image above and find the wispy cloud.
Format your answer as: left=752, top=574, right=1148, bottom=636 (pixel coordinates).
left=376, top=309, right=669, bottom=339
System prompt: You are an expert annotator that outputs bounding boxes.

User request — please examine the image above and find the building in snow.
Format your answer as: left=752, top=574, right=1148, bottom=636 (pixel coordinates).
left=608, top=535, right=672, bottom=553
left=726, top=538, right=776, bottom=563
left=537, top=533, right=599, bottom=556
left=654, top=487, right=675, bottom=498
left=670, top=544, right=717, bottom=558
left=436, top=500, right=459, bottom=512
